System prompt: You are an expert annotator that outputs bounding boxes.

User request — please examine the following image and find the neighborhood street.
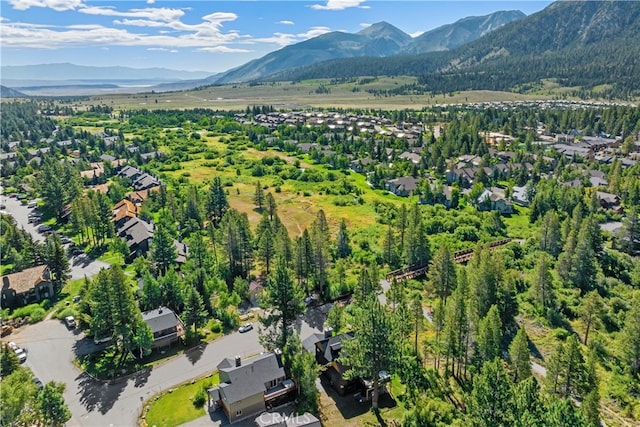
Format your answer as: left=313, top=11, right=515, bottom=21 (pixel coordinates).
left=10, top=314, right=322, bottom=427
left=2, top=195, right=110, bottom=279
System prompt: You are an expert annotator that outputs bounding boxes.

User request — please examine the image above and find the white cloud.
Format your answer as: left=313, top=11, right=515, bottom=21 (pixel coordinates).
left=409, top=31, right=424, bottom=38
left=277, top=20, right=294, bottom=25
left=8, top=0, right=84, bottom=11
left=359, top=22, right=371, bottom=28
left=299, top=26, right=332, bottom=39
left=147, top=0, right=155, bottom=4
left=170, top=49, right=178, bottom=53
left=197, top=46, right=250, bottom=53
left=147, top=47, right=170, bottom=51
left=78, top=6, right=185, bottom=22
left=310, top=0, right=368, bottom=11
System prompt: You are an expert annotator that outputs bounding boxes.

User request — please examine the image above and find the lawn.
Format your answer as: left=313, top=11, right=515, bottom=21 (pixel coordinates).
left=143, top=372, right=220, bottom=427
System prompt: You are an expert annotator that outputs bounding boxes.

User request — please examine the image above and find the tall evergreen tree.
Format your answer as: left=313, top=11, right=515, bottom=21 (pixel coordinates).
left=183, top=285, right=207, bottom=337
left=509, top=326, right=532, bottom=382
left=207, top=176, right=228, bottom=228
left=253, top=181, right=265, bottom=211
left=334, top=218, right=351, bottom=259
left=530, top=252, right=555, bottom=316
left=579, top=291, right=603, bottom=346
left=427, top=244, right=456, bottom=306
left=619, top=292, right=640, bottom=376
left=539, top=211, right=562, bottom=257
left=403, top=204, right=430, bottom=266
left=259, top=258, right=305, bottom=352
left=151, top=220, right=177, bottom=275
left=340, top=297, right=399, bottom=410
left=476, top=304, right=503, bottom=364
left=37, top=381, right=71, bottom=427
left=45, top=233, right=70, bottom=289
left=468, top=358, right=514, bottom=427
left=265, top=192, right=277, bottom=221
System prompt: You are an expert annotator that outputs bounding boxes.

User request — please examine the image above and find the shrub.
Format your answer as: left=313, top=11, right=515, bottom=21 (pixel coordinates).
left=210, top=322, right=222, bottom=334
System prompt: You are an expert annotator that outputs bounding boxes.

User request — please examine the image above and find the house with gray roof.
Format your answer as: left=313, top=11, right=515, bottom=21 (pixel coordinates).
left=141, top=307, right=184, bottom=349
left=208, top=352, right=291, bottom=424
left=385, top=176, right=420, bottom=197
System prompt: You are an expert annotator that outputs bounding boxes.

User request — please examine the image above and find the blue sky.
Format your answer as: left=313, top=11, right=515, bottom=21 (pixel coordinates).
left=1, top=0, right=553, bottom=73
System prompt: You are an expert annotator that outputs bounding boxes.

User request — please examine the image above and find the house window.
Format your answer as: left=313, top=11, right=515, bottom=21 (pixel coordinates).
left=236, top=410, right=242, bottom=416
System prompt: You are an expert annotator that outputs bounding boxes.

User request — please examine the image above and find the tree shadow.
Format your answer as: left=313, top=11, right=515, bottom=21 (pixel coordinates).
left=300, top=304, right=330, bottom=332
left=318, top=376, right=397, bottom=421
left=527, top=336, right=544, bottom=361
left=133, top=367, right=152, bottom=388
left=75, top=372, right=127, bottom=415
left=185, top=342, right=206, bottom=365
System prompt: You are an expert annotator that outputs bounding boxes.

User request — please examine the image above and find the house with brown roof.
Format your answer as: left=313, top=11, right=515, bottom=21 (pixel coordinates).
left=1, top=265, right=54, bottom=309
left=80, top=162, right=105, bottom=179
left=113, top=199, right=140, bottom=228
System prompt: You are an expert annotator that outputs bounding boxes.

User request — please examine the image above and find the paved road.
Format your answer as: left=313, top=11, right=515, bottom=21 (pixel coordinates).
left=2, top=194, right=110, bottom=279
left=10, top=315, right=322, bottom=427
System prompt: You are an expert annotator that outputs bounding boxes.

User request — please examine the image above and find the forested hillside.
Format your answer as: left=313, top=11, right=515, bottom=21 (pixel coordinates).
left=273, top=1, right=640, bottom=100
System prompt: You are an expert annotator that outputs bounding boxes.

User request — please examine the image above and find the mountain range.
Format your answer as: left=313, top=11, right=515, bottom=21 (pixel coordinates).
left=213, top=10, right=524, bottom=84
left=272, top=1, right=640, bottom=98
left=3, top=1, right=639, bottom=99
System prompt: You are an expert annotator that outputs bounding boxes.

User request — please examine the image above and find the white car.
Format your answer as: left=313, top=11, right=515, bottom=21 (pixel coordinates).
left=14, top=347, right=27, bottom=363
left=7, top=341, right=18, bottom=351
left=64, top=316, right=77, bottom=329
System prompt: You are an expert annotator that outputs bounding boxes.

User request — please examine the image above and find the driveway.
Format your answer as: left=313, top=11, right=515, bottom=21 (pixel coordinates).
left=2, top=195, right=109, bottom=279
left=9, top=317, right=323, bottom=427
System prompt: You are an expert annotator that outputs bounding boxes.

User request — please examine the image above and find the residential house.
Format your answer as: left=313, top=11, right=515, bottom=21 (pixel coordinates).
left=132, top=173, right=161, bottom=191
left=141, top=307, right=184, bottom=349
left=596, top=191, right=622, bottom=211
left=118, top=165, right=143, bottom=182
left=398, top=151, right=421, bottom=165
left=117, top=217, right=155, bottom=260
left=311, top=330, right=359, bottom=395
left=113, top=199, right=140, bottom=229
left=208, top=352, right=292, bottom=424
left=349, top=157, right=375, bottom=174
left=477, top=187, right=513, bottom=214
left=446, top=168, right=476, bottom=188
left=80, top=162, right=105, bottom=180
left=1, top=265, right=54, bottom=309
left=512, top=186, right=531, bottom=206
left=385, top=176, right=419, bottom=197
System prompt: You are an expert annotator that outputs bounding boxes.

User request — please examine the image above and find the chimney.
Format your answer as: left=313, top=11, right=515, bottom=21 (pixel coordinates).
left=323, top=327, right=333, bottom=339
left=235, top=355, right=241, bottom=367
left=274, top=348, right=283, bottom=368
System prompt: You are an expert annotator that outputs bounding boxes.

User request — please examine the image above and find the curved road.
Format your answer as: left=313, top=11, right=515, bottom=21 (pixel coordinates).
left=11, top=316, right=321, bottom=427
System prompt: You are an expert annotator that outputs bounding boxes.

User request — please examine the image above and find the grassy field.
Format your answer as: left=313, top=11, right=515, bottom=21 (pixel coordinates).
left=142, top=372, right=220, bottom=427
left=73, top=77, right=556, bottom=112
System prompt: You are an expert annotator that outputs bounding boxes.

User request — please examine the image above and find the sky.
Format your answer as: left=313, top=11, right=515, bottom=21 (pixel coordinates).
left=0, top=0, right=553, bottom=73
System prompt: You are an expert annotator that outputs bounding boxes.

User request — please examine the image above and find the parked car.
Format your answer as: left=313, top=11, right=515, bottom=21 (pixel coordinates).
left=33, top=377, right=44, bottom=389
left=7, top=341, right=18, bottom=351
left=61, top=237, right=73, bottom=245
left=64, top=316, right=76, bottom=329
left=71, top=248, right=83, bottom=256
left=14, top=347, right=27, bottom=363
left=94, top=336, right=112, bottom=345
left=238, top=323, right=254, bottom=333
left=37, top=224, right=51, bottom=233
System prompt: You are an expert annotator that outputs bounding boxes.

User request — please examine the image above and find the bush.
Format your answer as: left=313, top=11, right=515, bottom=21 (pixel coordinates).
left=11, top=303, right=47, bottom=323
left=193, top=387, right=207, bottom=408
left=57, top=307, right=78, bottom=321
left=210, top=322, right=222, bottom=334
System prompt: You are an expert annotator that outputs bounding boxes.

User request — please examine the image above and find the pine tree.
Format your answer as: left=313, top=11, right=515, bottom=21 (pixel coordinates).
left=512, top=377, right=544, bottom=427
left=45, top=233, right=70, bottom=289
left=334, top=218, right=351, bottom=259
left=265, top=192, right=277, bottom=221
left=477, top=305, right=502, bottom=364
left=140, top=271, right=162, bottom=311
left=183, top=285, right=207, bottom=337
left=619, top=292, right=640, bottom=376
left=469, top=358, right=514, bottom=427
left=539, top=211, right=562, bottom=257
left=427, top=244, right=456, bottom=306
left=259, top=258, right=305, bottom=352
left=579, top=291, right=603, bottom=346
left=253, top=181, right=265, bottom=211
left=340, top=297, right=399, bottom=410
left=257, top=219, right=276, bottom=275
left=207, top=176, right=228, bottom=228
left=403, top=204, right=430, bottom=266
left=151, top=220, right=177, bottom=275
left=0, top=343, right=20, bottom=376
left=382, top=224, right=398, bottom=267
left=509, top=326, right=532, bottom=382
left=530, top=252, right=555, bottom=316
left=620, top=205, right=640, bottom=254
